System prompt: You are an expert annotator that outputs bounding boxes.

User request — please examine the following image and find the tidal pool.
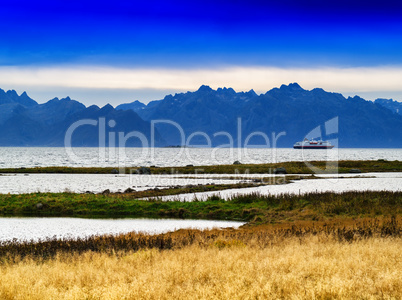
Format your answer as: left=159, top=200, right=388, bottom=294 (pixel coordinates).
left=160, top=173, right=402, bottom=201
left=0, top=173, right=243, bottom=194
left=0, top=218, right=245, bottom=243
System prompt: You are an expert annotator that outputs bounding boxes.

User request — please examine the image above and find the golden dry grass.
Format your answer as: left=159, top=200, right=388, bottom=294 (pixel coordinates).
left=0, top=236, right=401, bottom=299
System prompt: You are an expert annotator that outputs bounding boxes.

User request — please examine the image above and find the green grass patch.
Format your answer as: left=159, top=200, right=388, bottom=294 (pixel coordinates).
left=0, top=191, right=400, bottom=224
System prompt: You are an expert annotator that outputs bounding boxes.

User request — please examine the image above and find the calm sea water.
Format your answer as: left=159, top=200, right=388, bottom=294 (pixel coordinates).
left=0, top=147, right=401, bottom=168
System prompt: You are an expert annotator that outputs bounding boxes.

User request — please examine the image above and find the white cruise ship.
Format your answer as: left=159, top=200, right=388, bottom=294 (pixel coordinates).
left=293, top=138, right=334, bottom=149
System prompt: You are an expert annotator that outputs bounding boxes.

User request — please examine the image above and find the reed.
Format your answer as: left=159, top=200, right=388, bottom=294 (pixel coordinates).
left=0, top=225, right=401, bottom=299
left=0, top=216, right=400, bottom=261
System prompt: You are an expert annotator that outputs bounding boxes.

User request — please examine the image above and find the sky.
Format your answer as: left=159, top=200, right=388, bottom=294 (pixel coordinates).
left=1, top=0, right=402, bottom=106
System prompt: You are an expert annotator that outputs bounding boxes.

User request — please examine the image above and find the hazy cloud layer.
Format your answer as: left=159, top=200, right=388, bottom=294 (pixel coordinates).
left=1, top=66, right=401, bottom=105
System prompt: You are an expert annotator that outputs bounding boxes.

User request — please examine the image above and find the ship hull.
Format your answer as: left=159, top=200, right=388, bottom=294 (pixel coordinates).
left=293, top=145, right=334, bottom=149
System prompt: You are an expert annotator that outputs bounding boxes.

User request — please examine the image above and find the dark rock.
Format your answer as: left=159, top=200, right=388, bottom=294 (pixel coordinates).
left=178, top=208, right=186, bottom=219
left=111, top=169, right=119, bottom=174
left=102, top=189, right=111, bottom=194
left=349, top=169, right=362, bottom=173
left=186, top=164, right=194, bottom=167
left=124, top=188, right=136, bottom=193
left=136, top=167, right=151, bottom=174
left=233, top=160, right=242, bottom=165
left=85, top=191, right=93, bottom=194
left=274, top=167, right=287, bottom=174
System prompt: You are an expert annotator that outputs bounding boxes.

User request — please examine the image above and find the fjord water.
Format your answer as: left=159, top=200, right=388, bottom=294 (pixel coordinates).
left=0, top=147, right=401, bottom=168
left=0, top=218, right=245, bottom=242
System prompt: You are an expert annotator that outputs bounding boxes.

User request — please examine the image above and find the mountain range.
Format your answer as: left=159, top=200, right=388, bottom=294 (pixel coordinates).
left=1, top=83, right=401, bottom=147
left=117, top=83, right=402, bottom=148
left=374, top=98, right=402, bottom=116
left=0, top=90, right=164, bottom=146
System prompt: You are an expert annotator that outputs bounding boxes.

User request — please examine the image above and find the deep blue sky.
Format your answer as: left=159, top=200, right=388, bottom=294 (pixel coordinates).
left=1, top=0, right=402, bottom=105
left=2, top=0, right=402, bottom=67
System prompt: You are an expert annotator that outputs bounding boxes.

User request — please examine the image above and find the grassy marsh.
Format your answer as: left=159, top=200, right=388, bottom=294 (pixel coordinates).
left=0, top=191, right=401, bottom=222
left=0, top=190, right=401, bottom=299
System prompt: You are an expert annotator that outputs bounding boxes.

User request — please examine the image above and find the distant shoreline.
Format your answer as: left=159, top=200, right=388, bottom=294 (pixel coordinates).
left=0, top=160, right=400, bottom=174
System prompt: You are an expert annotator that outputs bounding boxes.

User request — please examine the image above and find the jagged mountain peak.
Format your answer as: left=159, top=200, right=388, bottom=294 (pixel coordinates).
left=0, top=89, right=37, bottom=107
left=376, top=98, right=395, bottom=103
left=100, top=103, right=114, bottom=113
left=217, top=87, right=237, bottom=96
left=6, top=90, right=19, bottom=98
left=115, top=100, right=146, bottom=112
left=375, top=98, right=402, bottom=115
left=246, top=89, right=257, bottom=97
left=280, top=82, right=304, bottom=91
left=85, top=105, right=101, bottom=113
left=197, top=85, right=213, bottom=92
left=347, top=95, right=365, bottom=102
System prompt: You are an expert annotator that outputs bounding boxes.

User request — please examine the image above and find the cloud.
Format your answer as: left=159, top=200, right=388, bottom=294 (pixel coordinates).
left=1, top=65, right=402, bottom=98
